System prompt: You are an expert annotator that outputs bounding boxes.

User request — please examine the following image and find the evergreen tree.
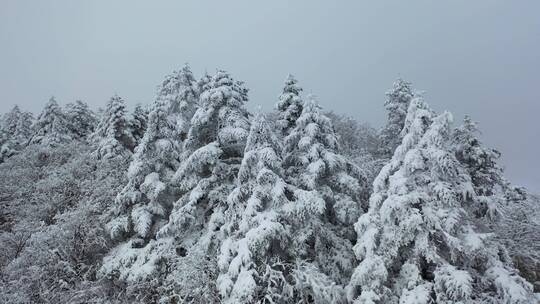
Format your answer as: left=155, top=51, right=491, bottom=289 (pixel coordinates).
left=276, top=74, right=303, bottom=136
left=347, top=98, right=534, bottom=304
left=92, top=95, right=134, bottom=159
left=108, top=66, right=201, bottom=242
left=182, top=70, right=250, bottom=158
left=109, top=100, right=180, bottom=241
left=30, top=97, right=73, bottom=146
left=281, top=96, right=368, bottom=301
left=0, top=129, right=14, bottom=163
left=378, top=78, right=415, bottom=157
left=65, top=100, right=97, bottom=140
left=452, top=115, right=510, bottom=221
left=453, top=116, right=505, bottom=197
left=14, top=111, right=34, bottom=145
left=99, top=70, right=250, bottom=302
left=156, top=64, right=199, bottom=141
left=217, top=113, right=294, bottom=303
left=161, top=70, right=250, bottom=240
left=197, top=71, right=213, bottom=96
left=1, top=105, right=22, bottom=136
left=0, top=106, right=33, bottom=162
left=129, top=103, right=149, bottom=145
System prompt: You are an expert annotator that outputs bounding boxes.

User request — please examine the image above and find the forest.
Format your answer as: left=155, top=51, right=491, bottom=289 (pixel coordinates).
left=0, top=65, right=538, bottom=303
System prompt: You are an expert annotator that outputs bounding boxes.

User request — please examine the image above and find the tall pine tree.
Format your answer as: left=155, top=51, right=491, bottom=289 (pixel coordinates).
left=100, top=70, right=250, bottom=302
left=108, top=65, right=202, bottom=242
left=276, top=74, right=303, bottom=137
left=109, top=99, right=180, bottom=241
left=281, top=96, right=368, bottom=301
left=0, top=106, right=33, bottom=162
left=347, top=98, right=534, bottom=304
left=129, top=103, right=149, bottom=145
left=92, top=95, right=134, bottom=159
left=30, top=97, right=73, bottom=146
left=156, top=64, right=199, bottom=141
left=65, top=100, right=97, bottom=140
left=1, top=105, right=21, bottom=136
left=217, top=112, right=292, bottom=303
left=161, top=70, right=250, bottom=240
left=378, top=79, right=415, bottom=158
left=14, top=111, right=34, bottom=145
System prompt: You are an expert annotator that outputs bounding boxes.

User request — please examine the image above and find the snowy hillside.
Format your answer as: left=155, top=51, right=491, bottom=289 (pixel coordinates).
left=0, top=67, right=538, bottom=303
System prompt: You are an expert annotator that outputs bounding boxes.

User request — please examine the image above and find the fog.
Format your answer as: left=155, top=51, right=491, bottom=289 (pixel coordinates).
left=1, top=1, right=538, bottom=191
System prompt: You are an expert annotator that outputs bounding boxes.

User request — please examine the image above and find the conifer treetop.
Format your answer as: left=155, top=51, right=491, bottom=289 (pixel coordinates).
left=348, top=97, right=534, bottom=304
left=30, top=97, right=73, bottom=146
left=276, top=74, right=303, bottom=135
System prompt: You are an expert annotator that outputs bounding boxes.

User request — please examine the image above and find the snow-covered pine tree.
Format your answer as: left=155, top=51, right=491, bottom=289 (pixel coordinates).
left=0, top=130, right=10, bottom=163
left=106, top=66, right=201, bottom=242
left=217, top=112, right=293, bottom=303
left=99, top=69, right=202, bottom=300
left=0, top=131, right=12, bottom=164
left=99, top=70, right=250, bottom=302
left=281, top=96, right=368, bottom=301
left=453, top=116, right=505, bottom=197
left=156, top=64, right=199, bottom=141
left=14, top=111, right=34, bottom=145
left=92, top=94, right=135, bottom=159
left=160, top=70, right=250, bottom=241
left=451, top=115, right=509, bottom=221
left=197, top=71, right=213, bottom=96
left=129, top=103, right=149, bottom=145
left=276, top=74, right=303, bottom=137
left=109, top=99, right=180, bottom=242
left=179, top=70, right=250, bottom=158
left=347, top=98, right=534, bottom=304
left=30, top=97, right=73, bottom=146
left=1, top=105, right=22, bottom=136
left=453, top=116, right=540, bottom=292
left=0, top=106, right=23, bottom=162
left=0, top=108, right=34, bottom=163
left=65, top=100, right=97, bottom=140
left=378, top=78, right=415, bottom=158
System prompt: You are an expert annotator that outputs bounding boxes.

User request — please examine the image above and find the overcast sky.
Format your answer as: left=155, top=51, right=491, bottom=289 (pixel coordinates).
left=1, top=1, right=538, bottom=191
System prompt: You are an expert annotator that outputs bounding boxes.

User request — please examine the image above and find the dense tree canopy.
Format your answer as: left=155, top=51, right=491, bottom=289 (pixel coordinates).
left=0, top=68, right=537, bottom=304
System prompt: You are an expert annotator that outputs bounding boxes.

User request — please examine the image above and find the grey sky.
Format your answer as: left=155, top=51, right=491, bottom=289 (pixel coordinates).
left=1, top=1, right=539, bottom=191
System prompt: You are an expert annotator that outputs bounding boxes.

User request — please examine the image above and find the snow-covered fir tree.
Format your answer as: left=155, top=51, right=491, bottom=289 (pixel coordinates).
left=378, top=78, right=415, bottom=158
left=1, top=66, right=539, bottom=304
left=30, top=97, right=73, bottom=146
left=217, top=112, right=293, bottom=303
left=197, top=71, right=213, bottom=96
left=452, top=116, right=540, bottom=290
left=14, top=111, right=34, bottom=145
left=65, top=100, right=97, bottom=140
left=1, top=105, right=22, bottom=136
left=92, top=94, right=135, bottom=159
left=0, top=106, right=33, bottom=162
left=156, top=64, right=199, bottom=141
left=281, top=96, right=368, bottom=302
left=0, top=130, right=10, bottom=163
left=181, top=70, right=250, bottom=158
left=451, top=115, right=510, bottom=221
left=161, top=70, right=250, bottom=240
left=129, top=103, right=149, bottom=145
left=109, top=99, right=180, bottom=242
left=107, top=66, right=201, bottom=242
left=347, top=98, right=534, bottom=304
left=276, top=74, right=303, bottom=137
left=99, top=70, right=251, bottom=303
left=453, top=116, right=506, bottom=196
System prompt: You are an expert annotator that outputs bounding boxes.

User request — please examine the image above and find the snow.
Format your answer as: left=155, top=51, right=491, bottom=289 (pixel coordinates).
left=1, top=71, right=537, bottom=304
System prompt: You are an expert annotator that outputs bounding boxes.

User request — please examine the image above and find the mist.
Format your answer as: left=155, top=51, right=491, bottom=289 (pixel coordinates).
left=1, top=0, right=538, bottom=191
